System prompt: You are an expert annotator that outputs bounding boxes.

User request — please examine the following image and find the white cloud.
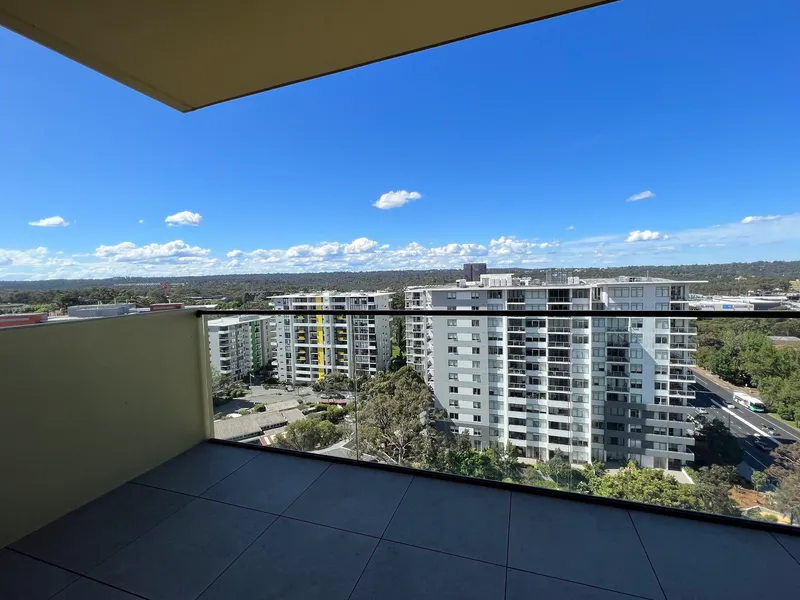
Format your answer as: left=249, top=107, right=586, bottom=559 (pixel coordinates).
left=138, top=219, right=145, bottom=224
left=227, top=249, right=243, bottom=258
left=741, top=215, right=782, bottom=224
left=164, top=211, right=202, bottom=226
left=626, top=230, right=664, bottom=242
left=566, top=225, right=574, bottom=230
left=94, top=240, right=213, bottom=263
left=625, top=190, right=655, bottom=203
left=373, top=190, right=422, bottom=210
left=29, top=216, right=68, bottom=227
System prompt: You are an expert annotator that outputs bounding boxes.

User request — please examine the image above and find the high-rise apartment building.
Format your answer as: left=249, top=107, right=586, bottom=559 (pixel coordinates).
left=208, top=315, right=272, bottom=381
left=271, top=292, right=392, bottom=383
left=406, top=273, right=703, bottom=470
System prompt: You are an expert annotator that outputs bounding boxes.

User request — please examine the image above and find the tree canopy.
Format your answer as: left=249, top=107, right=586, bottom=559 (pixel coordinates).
left=692, top=416, right=744, bottom=467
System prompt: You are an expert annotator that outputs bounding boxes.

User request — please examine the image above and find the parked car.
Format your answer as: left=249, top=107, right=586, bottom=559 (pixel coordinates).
left=754, top=440, right=772, bottom=452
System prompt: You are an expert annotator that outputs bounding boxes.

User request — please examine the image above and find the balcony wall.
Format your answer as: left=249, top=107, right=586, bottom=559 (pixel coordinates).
left=0, top=310, right=212, bottom=547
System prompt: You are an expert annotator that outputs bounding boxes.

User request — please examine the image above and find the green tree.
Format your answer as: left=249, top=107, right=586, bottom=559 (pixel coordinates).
left=767, top=443, right=800, bottom=484
left=311, top=372, right=354, bottom=394
left=751, top=470, right=768, bottom=493
left=589, top=461, right=697, bottom=509
left=692, top=465, right=739, bottom=516
left=692, top=417, right=743, bottom=467
left=357, top=366, right=436, bottom=465
left=272, top=418, right=343, bottom=451
left=772, top=472, right=800, bottom=525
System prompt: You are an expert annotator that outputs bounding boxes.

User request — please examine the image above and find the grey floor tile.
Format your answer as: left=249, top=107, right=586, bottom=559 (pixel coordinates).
left=508, top=494, right=664, bottom=599
left=52, top=578, right=142, bottom=599
left=203, top=452, right=329, bottom=514
left=199, top=517, right=378, bottom=600
left=89, top=498, right=274, bottom=600
left=349, top=540, right=505, bottom=600
left=631, top=511, right=800, bottom=600
left=0, top=549, right=78, bottom=600
left=283, top=463, right=412, bottom=536
left=134, top=443, right=257, bottom=495
left=11, top=483, right=191, bottom=573
left=774, top=532, right=800, bottom=565
left=507, top=568, right=639, bottom=600
left=383, top=477, right=509, bottom=565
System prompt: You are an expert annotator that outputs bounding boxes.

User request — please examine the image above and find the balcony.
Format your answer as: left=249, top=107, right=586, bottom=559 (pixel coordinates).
left=3, top=309, right=800, bottom=600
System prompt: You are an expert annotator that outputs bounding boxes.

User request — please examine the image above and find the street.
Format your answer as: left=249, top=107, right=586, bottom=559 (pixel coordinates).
left=691, top=371, right=800, bottom=474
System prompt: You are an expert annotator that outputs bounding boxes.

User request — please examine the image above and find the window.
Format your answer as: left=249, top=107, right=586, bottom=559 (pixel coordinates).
left=448, top=359, right=458, bottom=367
left=449, top=400, right=458, bottom=407
left=606, top=422, right=624, bottom=431
left=608, top=437, right=621, bottom=446
left=471, top=292, right=480, bottom=299
left=473, top=401, right=481, bottom=409
left=472, top=306, right=481, bottom=311
left=448, top=373, right=458, bottom=380
left=631, top=333, right=643, bottom=343
left=592, top=332, right=604, bottom=342
left=592, top=405, right=604, bottom=415
left=472, top=360, right=480, bottom=368
left=472, top=347, right=481, bottom=355
left=629, top=409, right=640, bottom=418
left=572, top=335, right=589, bottom=344
left=472, top=319, right=480, bottom=327
left=656, top=287, right=669, bottom=297
left=631, top=379, right=643, bottom=389
left=488, top=290, right=502, bottom=299
left=572, top=364, right=589, bottom=374
left=631, top=287, right=644, bottom=297
left=655, top=335, right=669, bottom=344
left=612, top=287, right=630, bottom=298
left=572, top=289, right=589, bottom=299
left=489, top=347, right=503, bottom=355
left=655, top=381, right=668, bottom=390
left=655, top=365, right=668, bottom=375
left=592, top=392, right=605, bottom=402
left=592, top=347, right=605, bottom=357
left=448, top=346, right=457, bottom=354
left=631, top=303, right=643, bottom=311
left=447, top=333, right=458, bottom=340
left=447, top=292, right=456, bottom=299
left=572, top=379, right=589, bottom=389
left=447, top=319, right=457, bottom=326
left=608, top=406, right=625, bottom=416
left=631, top=394, right=642, bottom=404
left=592, top=361, right=605, bottom=372
left=447, top=306, right=456, bottom=311
left=473, top=388, right=481, bottom=395
left=449, top=386, right=458, bottom=393
left=473, top=415, right=481, bottom=422
left=630, top=348, right=643, bottom=359
left=630, top=364, right=643, bottom=374
left=655, top=319, right=669, bottom=329
left=489, top=400, right=504, bottom=410
left=630, top=318, right=643, bottom=329
left=593, top=318, right=605, bottom=327
left=488, top=318, right=502, bottom=327
left=629, top=439, right=642, bottom=448
left=629, top=424, right=642, bottom=434
left=472, top=333, right=481, bottom=341
left=449, top=412, right=458, bottom=419
left=572, top=407, right=587, bottom=418
left=472, top=374, right=481, bottom=383
left=654, top=442, right=668, bottom=451
left=656, top=303, right=669, bottom=311
left=573, top=349, right=588, bottom=359
left=488, top=332, right=503, bottom=341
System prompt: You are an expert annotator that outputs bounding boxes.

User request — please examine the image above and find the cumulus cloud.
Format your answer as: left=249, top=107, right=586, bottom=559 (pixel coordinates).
left=94, top=240, right=212, bottom=263
left=626, top=230, right=664, bottom=242
left=741, top=215, right=782, bottom=224
left=373, top=190, right=422, bottom=210
left=625, top=190, right=655, bottom=203
left=29, top=216, right=69, bottom=227
left=164, top=211, right=202, bottom=226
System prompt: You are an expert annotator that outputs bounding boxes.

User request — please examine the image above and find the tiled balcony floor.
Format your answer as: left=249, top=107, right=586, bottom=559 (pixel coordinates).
left=3, top=442, right=800, bottom=599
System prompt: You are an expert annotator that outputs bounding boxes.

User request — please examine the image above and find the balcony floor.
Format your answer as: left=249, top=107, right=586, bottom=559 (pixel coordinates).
left=3, top=442, right=800, bottom=600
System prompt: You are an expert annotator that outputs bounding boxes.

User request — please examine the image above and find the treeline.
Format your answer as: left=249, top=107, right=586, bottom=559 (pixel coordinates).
left=2, top=259, right=800, bottom=308
left=697, top=318, right=800, bottom=421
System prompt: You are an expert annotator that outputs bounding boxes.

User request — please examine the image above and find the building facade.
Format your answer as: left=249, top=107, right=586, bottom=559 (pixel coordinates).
left=208, top=315, right=272, bottom=381
left=271, top=292, right=392, bottom=383
left=406, top=273, right=702, bottom=470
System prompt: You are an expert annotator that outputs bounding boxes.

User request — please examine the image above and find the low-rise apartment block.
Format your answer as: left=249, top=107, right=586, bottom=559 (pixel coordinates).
left=271, top=292, right=392, bottom=383
left=406, top=273, right=703, bottom=470
left=208, top=315, right=272, bottom=381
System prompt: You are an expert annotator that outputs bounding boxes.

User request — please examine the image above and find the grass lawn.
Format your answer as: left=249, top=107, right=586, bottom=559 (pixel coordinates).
left=767, top=412, right=799, bottom=432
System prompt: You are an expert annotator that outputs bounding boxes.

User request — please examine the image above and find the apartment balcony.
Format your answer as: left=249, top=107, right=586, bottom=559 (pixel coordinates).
left=606, top=354, right=629, bottom=363
left=3, top=309, right=800, bottom=600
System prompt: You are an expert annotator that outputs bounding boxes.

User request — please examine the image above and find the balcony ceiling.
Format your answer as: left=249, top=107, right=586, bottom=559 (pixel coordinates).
left=0, top=0, right=613, bottom=112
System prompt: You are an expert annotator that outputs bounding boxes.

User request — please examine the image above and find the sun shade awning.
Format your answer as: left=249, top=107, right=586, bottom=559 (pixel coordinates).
left=0, top=0, right=613, bottom=113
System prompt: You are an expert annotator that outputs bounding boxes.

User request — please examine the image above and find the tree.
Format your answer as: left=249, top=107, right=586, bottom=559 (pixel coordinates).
left=272, top=418, right=343, bottom=451
left=311, top=372, right=354, bottom=394
left=589, top=461, right=697, bottom=510
left=692, top=465, right=739, bottom=516
left=772, top=472, right=800, bottom=525
left=767, top=443, right=800, bottom=483
left=692, top=417, right=743, bottom=467
left=357, top=366, right=436, bottom=465
left=751, top=470, right=768, bottom=493
left=539, top=449, right=576, bottom=489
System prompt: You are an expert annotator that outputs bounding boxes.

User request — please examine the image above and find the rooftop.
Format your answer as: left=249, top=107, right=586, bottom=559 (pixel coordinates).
left=3, top=441, right=799, bottom=600
left=270, top=291, right=393, bottom=299
left=409, top=274, right=705, bottom=291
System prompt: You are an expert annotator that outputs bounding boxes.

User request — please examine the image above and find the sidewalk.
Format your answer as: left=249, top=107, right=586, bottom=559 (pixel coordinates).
left=693, top=366, right=762, bottom=398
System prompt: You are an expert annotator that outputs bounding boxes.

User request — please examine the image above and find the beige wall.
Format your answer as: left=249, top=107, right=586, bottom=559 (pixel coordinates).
left=0, top=310, right=213, bottom=547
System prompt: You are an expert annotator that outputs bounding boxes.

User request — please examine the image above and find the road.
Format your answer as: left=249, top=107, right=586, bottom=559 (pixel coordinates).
left=691, top=371, right=800, bottom=474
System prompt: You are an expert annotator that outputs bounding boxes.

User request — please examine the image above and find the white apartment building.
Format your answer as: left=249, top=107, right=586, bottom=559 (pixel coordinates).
left=271, top=292, right=392, bottom=383
left=406, top=273, right=704, bottom=470
left=208, top=315, right=272, bottom=381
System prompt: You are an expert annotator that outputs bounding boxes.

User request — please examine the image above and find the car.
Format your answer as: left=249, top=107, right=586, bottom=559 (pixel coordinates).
left=754, top=440, right=772, bottom=452
left=725, top=402, right=737, bottom=409
left=761, top=424, right=777, bottom=435
left=697, top=407, right=708, bottom=415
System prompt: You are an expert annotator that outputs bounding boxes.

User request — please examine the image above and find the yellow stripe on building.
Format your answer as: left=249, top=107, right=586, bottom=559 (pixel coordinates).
left=316, top=297, right=325, bottom=379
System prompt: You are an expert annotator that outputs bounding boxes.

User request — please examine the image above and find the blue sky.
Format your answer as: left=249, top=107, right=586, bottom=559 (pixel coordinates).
left=1, top=0, right=799, bottom=280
